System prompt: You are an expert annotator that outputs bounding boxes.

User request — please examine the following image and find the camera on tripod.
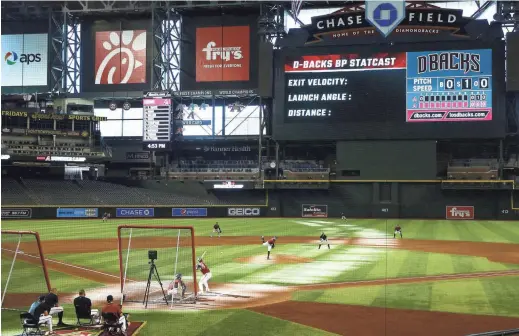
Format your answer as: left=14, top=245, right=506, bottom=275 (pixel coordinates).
left=143, top=249, right=168, bottom=308
left=148, top=250, right=157, bottom=264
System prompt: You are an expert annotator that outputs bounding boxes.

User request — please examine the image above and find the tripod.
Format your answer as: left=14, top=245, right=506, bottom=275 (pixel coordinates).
left=143, top=259, right=169, bottom=308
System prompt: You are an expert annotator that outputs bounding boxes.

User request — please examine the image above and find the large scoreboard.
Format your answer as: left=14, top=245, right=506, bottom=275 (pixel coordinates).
left=142, top=92, right=172, bottom=150
left=406, top=49, right=492, bottom=122
left=275, top=41, right=504, bottom=141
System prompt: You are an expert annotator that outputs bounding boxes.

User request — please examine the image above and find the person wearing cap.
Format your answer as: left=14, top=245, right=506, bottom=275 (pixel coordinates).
left=196, top=258, right=212, bottom=295
left=101, top=295, right=127, bottom=333
left=261, top=236, right=278, bottom=260
left=167, top=273, right=187, bottom=299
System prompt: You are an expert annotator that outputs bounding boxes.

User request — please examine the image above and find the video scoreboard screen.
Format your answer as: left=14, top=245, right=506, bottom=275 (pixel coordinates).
left=143, top=93, right=172, bottom=150
left=406, top=49, right=492, bottom=122
left=277, top=42, right=504, bottom=141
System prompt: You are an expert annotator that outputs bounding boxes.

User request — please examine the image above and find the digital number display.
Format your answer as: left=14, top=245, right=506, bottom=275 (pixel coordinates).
left=406, top=49, right=492, bottom=122
left=142, top=142, right=169, bottom=150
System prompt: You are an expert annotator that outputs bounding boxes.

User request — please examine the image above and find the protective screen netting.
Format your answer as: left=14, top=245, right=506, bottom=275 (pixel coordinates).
left=118, top=226, right=196, bottom=307
left=1, top=231, right=50, bottom=310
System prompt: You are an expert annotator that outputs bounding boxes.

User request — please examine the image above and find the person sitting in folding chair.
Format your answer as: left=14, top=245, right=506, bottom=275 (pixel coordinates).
left=20, top=311, right=47, bottom=336
left=45, top=288, right=66, bottom=327
left=32, top=297, right=54, bottom=335
left=101, top=295, right=128, bottom=334
left=74, top=289, right=99, bottom=325
left=29, top=295, right=45, bottom=315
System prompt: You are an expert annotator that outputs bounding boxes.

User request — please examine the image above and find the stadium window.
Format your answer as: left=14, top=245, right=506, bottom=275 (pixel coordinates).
left=122, top=120, right=143, bottom=137
left=123, top=108, right=143, bottom=119
left=99, top=120, right=122, bottom=137
left=94, top=108, right=122, bottom=120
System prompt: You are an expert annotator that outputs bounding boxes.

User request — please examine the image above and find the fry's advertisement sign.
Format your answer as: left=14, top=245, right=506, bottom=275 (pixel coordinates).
left=196, top=26, right=250, bottom=82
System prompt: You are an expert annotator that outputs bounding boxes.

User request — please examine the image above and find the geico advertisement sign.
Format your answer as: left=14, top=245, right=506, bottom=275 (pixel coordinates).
left=1, top=33, right=48, bottom=87
left=227, top=208, right=260, bottom=216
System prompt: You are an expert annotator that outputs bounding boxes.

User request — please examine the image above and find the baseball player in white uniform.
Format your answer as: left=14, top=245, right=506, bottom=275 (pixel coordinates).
left=261, top=236, right=277, bottom=260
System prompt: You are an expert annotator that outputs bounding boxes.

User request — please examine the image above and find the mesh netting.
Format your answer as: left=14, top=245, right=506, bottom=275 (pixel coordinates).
left=1, top=231, right=50, bottom=310
left=118, top=226, right=196, bottom=308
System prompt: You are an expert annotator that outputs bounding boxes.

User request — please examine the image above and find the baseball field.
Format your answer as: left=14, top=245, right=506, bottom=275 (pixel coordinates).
left=2, top=218, right=519, bottom=336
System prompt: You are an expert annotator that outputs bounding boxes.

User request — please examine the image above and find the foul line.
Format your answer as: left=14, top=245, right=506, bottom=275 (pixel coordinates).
left=1, top=247, right=133, bottom=282
left=293, top=269, right=519, bottom=290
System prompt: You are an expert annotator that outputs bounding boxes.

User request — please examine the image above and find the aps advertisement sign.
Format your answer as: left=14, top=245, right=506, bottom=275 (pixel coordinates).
left=1, top=33, right=48, bottom=87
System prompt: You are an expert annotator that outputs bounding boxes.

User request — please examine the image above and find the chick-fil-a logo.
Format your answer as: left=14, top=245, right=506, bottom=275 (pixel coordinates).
left=95, top=30, right=147, bottom=84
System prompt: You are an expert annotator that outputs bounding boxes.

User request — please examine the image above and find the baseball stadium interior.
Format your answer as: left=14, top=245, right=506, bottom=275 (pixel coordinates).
left=1, top=0, right=519, bottom=335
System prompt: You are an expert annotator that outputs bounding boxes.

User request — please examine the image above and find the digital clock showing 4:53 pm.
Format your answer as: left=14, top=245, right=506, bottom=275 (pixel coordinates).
left=142, top=142, right=169, bottom=150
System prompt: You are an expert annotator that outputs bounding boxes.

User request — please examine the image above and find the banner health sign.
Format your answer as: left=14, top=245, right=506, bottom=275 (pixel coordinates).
left=57, top=208, right=98, bottom=218
left=116, top=208, right=154, bottom=218
left=172, top=208, right=207, bottom=217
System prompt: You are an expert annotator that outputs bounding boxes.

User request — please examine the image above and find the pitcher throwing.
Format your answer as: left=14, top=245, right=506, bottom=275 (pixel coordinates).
left=261, top=236, right=277, bottom=260
left=196, top=257, right=212, bottom=295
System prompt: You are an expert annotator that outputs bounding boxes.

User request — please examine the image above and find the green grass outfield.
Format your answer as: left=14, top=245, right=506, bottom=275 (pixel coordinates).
left=3, top=218, right=519, bottom=243
left=2, top=218, right=519, bottom=336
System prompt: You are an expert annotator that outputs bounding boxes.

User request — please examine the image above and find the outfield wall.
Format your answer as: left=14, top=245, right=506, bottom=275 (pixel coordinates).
left=2, top=184, right=518, bottom=220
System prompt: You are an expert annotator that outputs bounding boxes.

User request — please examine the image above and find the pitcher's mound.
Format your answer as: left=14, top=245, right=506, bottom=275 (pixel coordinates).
left=235, top=254, right=312, bottom=264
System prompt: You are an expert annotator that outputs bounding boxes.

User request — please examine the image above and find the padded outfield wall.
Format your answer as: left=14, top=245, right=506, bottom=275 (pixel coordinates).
left=2, top=183, right=519, bottom=220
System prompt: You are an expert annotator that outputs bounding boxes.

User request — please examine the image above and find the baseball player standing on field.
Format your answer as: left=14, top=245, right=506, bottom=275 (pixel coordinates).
left=261, top=236, right=277, bottom=260
left=196, top=258, right=212, bottom=294
left=318, top=232, right=331, bottom=249
left=211, top=222, right=222, bottom=238
left=394, top=225, right=403, bottom=238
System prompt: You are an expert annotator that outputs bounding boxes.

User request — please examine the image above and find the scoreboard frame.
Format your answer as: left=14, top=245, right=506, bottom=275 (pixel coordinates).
left=273, top=39, right=505, bottom=141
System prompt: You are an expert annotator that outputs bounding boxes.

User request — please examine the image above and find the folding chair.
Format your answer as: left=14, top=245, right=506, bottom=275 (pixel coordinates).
left=101, top=312, right=124, bottom=335
left=20, top=312, right=45, bottom=336
left=74, top=304, right=95, bottom=326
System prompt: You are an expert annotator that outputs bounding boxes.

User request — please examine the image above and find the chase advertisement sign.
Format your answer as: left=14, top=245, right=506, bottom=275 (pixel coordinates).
left=116, top=208, right=154, bottom=217
left=304, top=2, right=472, bottom=43
left=365, top=1, right=406, bottom=37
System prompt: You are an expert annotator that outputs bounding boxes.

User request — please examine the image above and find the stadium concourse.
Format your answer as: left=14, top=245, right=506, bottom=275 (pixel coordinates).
left=2, top=0, right=519, bottom=336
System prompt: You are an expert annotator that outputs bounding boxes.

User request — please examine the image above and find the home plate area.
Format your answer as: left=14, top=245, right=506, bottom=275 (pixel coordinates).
left=72, top=283, right=290, bottom=311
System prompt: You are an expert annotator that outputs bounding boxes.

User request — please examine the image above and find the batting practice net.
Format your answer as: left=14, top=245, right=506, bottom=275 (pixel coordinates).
left=1, top=230, right=51, bottom=310
left=117, top=225, right=197, bottom=308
